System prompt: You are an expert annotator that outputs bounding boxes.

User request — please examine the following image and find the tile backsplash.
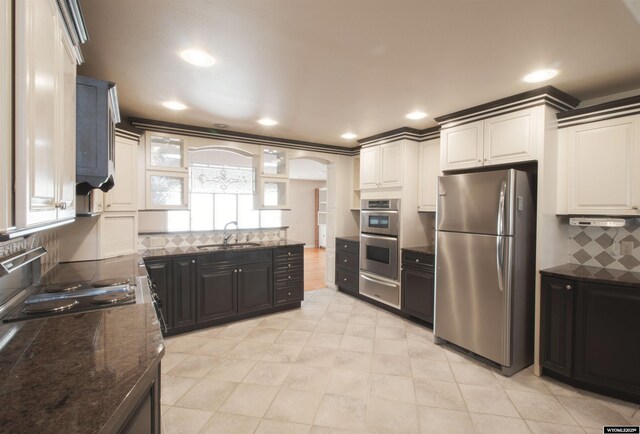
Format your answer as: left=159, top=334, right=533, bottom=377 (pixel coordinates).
left=568, top=218, right=640, bottom=272
left=0, top=229, right=59, bottom=275
left=138, top=228, right=288, bottom=251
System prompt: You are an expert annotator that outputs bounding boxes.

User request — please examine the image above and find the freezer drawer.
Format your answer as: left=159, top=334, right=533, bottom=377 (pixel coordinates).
left=359, top=273, right=400, bottom=308
left=435, top=230, right=513, bottom=366
left=437, top=169, right=516, bottom=236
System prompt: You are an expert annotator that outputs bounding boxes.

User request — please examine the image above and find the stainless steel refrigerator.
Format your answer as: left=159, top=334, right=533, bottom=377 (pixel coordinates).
left=434, top=169, right=535, bottom=376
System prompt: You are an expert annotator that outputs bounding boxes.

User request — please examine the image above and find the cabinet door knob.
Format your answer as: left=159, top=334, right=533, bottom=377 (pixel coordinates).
left=288, top=252, right=291, bottom=256
left=288, top=263, right=291, bottom=268
left=288, top=292, right=292, bottom=296
left=239, top=269, right=242, bottom=273
left=344, top=259, right=348, bottom=263
left=191, top=260, right=195, bottom=264
left=565, top=284, right=572, bottom=290
left=344, top=244, right=348, bottom=248
left=288, top=275, right=291, bottom=279
left=415, top=259, right=420, bottom=263
left=343, top=278, right=347, bottom=281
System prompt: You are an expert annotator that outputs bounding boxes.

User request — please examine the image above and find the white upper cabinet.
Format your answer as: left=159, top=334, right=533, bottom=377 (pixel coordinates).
left=359, top=141, right=403, bottom=189
left=418, top=139, right=440, bottom=212
left=359, top=146, right=380, bottom=189
left=255, top=178, right=289, bottom=210
left=146, top=133, right=188, bottom=171
left=440, top=120, right=483, bottom=170
left=259, top=147, right=289, bottom=178
left=1, top=0, right=12, bottom=232
left=14, top=0, right=78, bottom=228
left=105, top=135, right=139, bottom=211
left=440, top=107, right=540, bottom=171
left=560, top=115, right=640, bottom=216
left=483, top=106, right=538, bottom=165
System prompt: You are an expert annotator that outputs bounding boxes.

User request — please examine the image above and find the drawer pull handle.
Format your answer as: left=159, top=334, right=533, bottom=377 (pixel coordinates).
left=191, top=260, right=195, bottom=264
left=288, top=264, right=291, bottom=268
left=288, top=292, right=291, bottom=296
left=343, top=278, right=347, bottom=281
left=288, top=252, right=291, bottom=256
left=344, top=259, right=348, bottom=263
left=566, top=284, right=572, bottom=290
left=415, top=259, right=419, bottom=263
left=288, top=276, right=291, bottom=279
left=344, top=244, right=348, bottom=248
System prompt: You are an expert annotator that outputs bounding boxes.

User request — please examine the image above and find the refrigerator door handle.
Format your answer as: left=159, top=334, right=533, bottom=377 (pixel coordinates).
left=496, top=236, right=505, bottom=293
left=497, top=180, right=507, bottom=236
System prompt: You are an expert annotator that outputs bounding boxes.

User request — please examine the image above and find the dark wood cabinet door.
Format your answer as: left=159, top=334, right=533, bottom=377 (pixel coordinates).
left=197, top=266, right=237, bottom=323
left=401, top=266, right=434, bottom=323
left=574, top=282, right=640, bottom=398
left=540, top=276, right=574, bottom=377
left=145, top=260, right=173, bottom=330
left=238, top=262, right=273, bottom=314
left=173, top=257, right=197, bottom=329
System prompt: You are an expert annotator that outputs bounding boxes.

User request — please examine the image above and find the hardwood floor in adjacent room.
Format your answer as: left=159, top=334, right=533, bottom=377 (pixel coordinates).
left=304, top=248, right=326, bottom=291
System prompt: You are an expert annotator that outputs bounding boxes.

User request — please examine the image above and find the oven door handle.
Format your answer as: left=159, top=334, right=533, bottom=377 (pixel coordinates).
left=360, top=233, right=397, bottom=241
left=360, top=274, right=398, bottom=288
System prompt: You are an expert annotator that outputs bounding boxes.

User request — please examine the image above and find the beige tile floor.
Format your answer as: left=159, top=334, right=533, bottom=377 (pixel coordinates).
left=161, top=288, right=640, bottom=434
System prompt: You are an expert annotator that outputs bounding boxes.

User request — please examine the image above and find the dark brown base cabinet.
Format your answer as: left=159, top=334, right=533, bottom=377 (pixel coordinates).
left=145, top=246, right=301, bottom=336
left=401, top=250, right=434, bottom=324
left=540, top=275, right=640, bottom=403
left=335, top=238, right=359, bottom=296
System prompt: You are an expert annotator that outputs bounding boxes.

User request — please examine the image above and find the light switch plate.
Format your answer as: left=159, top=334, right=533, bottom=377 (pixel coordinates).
left=620, top=241, right=634, bottom=256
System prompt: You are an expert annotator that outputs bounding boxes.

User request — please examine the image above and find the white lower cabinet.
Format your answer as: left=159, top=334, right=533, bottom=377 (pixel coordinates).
left=558, top=115, right=640, bottom=215
left=418, top=138, right=440, bottom=212
left=59, top=212, right=138, bottom=261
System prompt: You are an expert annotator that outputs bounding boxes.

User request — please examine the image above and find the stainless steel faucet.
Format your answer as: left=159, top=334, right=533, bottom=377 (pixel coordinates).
left=223, top=221, right=238, bottom=245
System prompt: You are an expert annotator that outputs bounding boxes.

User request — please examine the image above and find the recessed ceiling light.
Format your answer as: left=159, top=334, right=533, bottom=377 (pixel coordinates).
left=162, top=101, right=187, bottom=110
left=258, top=118, right=278, bottom=126
left=406, top=111, right=427, bottom=120
left=179, top=48, right=215, bottom=67
left=341, top=132, right=357, bottom=139
left=523, top=69, right=558, bottom=83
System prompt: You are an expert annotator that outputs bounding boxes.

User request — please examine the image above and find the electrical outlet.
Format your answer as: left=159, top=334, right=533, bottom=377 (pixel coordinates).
left=149, top=237, right=165, bottom=248
left=620, top=241, right=634, bottom=256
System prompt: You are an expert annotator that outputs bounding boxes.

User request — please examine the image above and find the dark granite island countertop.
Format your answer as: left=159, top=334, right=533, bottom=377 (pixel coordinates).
left=402, top=245, right=436, bottom=256
left=0, top=254, right=164, bottom=433
left=141, top=239, right=306, bottom=260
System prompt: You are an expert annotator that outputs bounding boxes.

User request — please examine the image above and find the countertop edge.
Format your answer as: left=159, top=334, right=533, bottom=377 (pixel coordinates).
left=540, top=264, right=640, bottom=289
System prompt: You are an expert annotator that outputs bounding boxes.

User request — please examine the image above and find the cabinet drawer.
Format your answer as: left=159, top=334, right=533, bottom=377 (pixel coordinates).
left=198, top=249, right=272, bottom=269
left=336, top=268, right=358, bottom=291
left=275, top=245, right=304, bottom=260
left=401, top=251, right=434, bottom=270
left=275, top=285, right=302, bottom=305
left=275, top=271, right=303, bottom=285
left=275, top=261, right=303, bottom=273
left=336, top=250, right=359, bottom=271
left=336, top=239, right=359, bottom=255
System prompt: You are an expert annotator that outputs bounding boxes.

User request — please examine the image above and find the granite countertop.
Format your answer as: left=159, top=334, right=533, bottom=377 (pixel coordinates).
left=335, top=235, right=360, bottom=243
left=141, top=239, right=305, bottom=260
left=540, top=263, right=640, bottom=289
left=0, top=254, right=164, bottom=433
left=402, top=245, right=436, bottom=256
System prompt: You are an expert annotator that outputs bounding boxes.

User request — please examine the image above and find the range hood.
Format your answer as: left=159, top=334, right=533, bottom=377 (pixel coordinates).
left=76, top=75, right=120, bottom=195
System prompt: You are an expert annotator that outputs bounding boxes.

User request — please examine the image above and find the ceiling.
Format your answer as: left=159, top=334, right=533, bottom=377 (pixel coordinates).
left=78, top=0, right=640, bottom=147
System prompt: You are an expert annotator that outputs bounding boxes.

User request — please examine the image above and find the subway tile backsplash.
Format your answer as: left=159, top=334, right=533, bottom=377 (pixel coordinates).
left=568, top=218, right=640, bottom=272
left=138, top=228, right=288, bottom=252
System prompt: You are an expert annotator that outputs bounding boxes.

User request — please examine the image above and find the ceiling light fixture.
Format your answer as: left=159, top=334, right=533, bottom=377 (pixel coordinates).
left=162, top=101, right=187, bottom=110
left=341, top=132, right=357, bottom=139
left=258, top=118, right=278, bottom=126
left=179, top=48, right=215, bottom=67
left=523, top=69, right=558, bottom=83
left=406, top=111, right=427, bottom=120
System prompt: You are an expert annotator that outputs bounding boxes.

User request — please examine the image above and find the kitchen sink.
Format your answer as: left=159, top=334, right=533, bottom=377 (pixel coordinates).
left=197, top=242, right=262, bottom=250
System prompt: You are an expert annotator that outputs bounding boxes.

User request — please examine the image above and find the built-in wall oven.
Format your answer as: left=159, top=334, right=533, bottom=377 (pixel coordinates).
left=360, top=199, right=401, bottom=308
